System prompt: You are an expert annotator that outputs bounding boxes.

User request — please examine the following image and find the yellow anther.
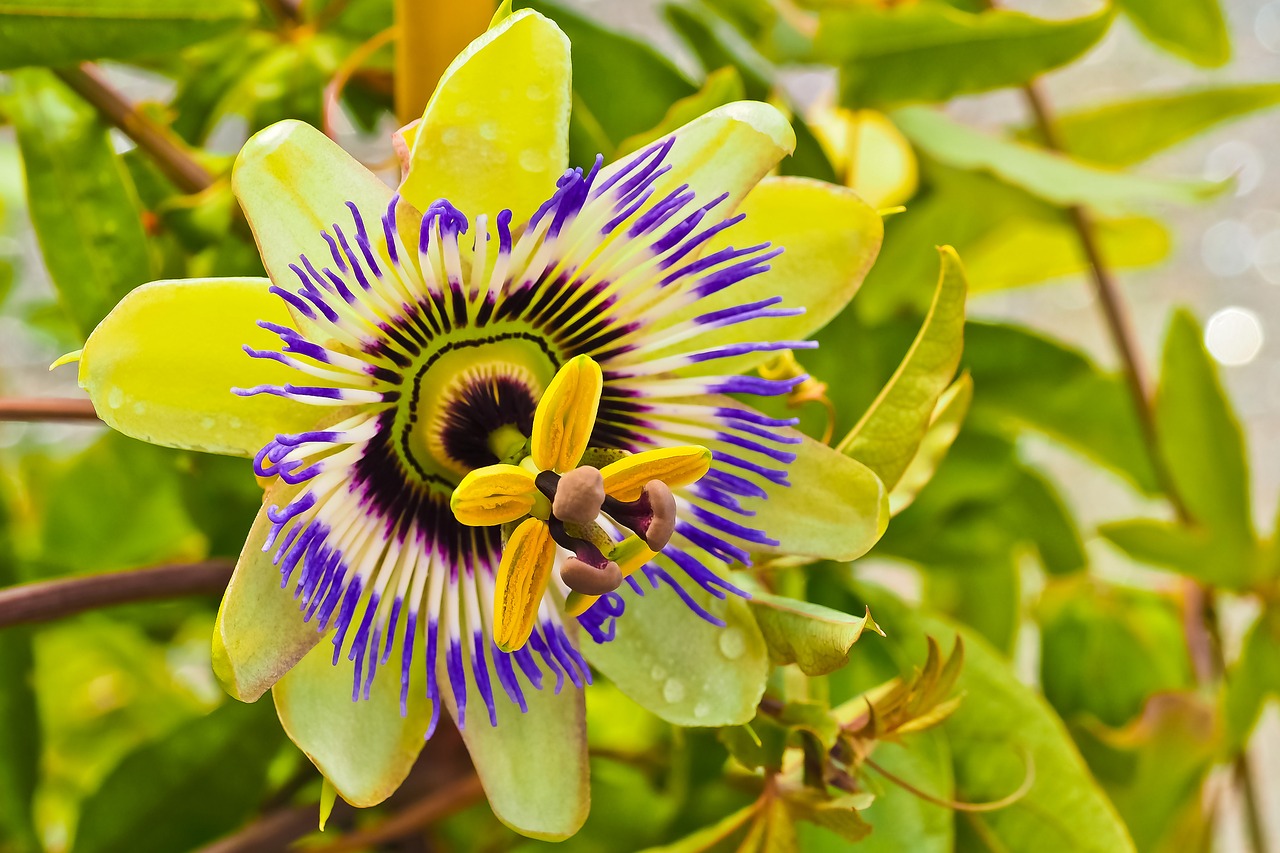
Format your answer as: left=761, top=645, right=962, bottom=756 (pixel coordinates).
left=599, top=445, right=711, bottom=502
left=451, top=463, right=538, bottom=527
left=531, top=354, right=602, bottom=472
left=493, top=517, right=558, bottom=652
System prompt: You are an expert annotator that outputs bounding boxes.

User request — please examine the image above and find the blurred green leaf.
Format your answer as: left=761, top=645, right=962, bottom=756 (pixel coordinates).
left=71, top=701, right=282, bottom=853
left=889, top=372, right=972, bottom=515
left=1153, top=310, right=1256, bottom=568
left=1073, top=693, right=1216, bottom=853
left=615, top=67, right=746, bottom=158
left=1116, top=0, right=1229, bottom=68
left=784, top=790, right=869, bottom=845
left=814, top=4, right=1113, bottom=108
left=1046, top=84, right=1280, bottom=167
left=1223, top=607, right=1280, bottom=752
left=664, top=0, right=775, bottom=100
left=839, top=247, right=966, bottom=491
left=30, top=433, right=204, bottom=576
left=923, top=556, right=1020, bottom=653
left=0, top=495, right=41, bottom=853
left=0, top=0, right=256, bottom=70
left=851, top=582, right=1138, bottom=853
left=965, top=322, right=1159, bottom=494
left=1097, top=518, right=1227, bottom=586
left=894, top=107, right=1223, bottom=213
left=745, top=586, right=883, bottom=676
left=521, top=0, right=697, bottom=159
left=719, top=716, right=788, bottom=772
left=6, top=69, right=153, bottom=337
left=964, top=214, right=1170, bottom=292
left=1038, top=578, right=1194, bottom=728
left=170, top=31, right=278, bottom=145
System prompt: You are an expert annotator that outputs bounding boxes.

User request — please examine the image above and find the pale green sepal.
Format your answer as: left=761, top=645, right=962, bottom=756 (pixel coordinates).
left=740, top=578, right=884, bottom=676
left=838, top=246, right=967, bottom=491
left=582, top=576, right=768, bottom=727
left=212, top=479, right=322, bottom=701
left=79, top=277, right=324, bottom=457
left=318, top=779, right=337, bottom=831
left=652, top=176, right=882, bottom=376
left=233, top=120, right=394, bottom=289
left=273, top=640, right=431, bottom=808
left=49, top=349, right=81, bottom=370
left=444, top=654, right=589, bottom=840
left=401, top=9, right=571, bottom=228
left=889, top=371, right=973, bottom=515
left=732, top=423, right=889, bottom=561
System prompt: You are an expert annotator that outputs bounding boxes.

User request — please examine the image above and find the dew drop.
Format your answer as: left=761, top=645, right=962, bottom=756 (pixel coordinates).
left=479, top=121, right=499, bottom=141
left=662, top=678, right=686, bottom=703
left=201, top=417, right=216, bottom=430
left=519, top=149, right=545, bottom=172
left=228, top=417, right=242, bottom=430
left=132, top=402, right=146, bottom=415
left=693, top=701, right=711, bottom=719
left=441, top=127, right=464, bottom=147
left=718, top=627, right=746, bottom=660
left=650, top=663, right=667, bottom=681
left=527, top=84, right=548, bottom=101
left=106, top=387, right=125, bottom=409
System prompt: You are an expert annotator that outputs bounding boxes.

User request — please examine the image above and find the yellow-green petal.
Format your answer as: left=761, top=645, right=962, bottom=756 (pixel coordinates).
left=451, top=463, right=538, bottom=526
left=213, top=480, right=322, bottom=701
left=273, top=640, right=432, bottom=808
left=600, top=446, right=712, bottom=502
left=648, top=177, right=883, bottom=375
left=494, top=517, right=558, bottom=652
left=597, top=101, right=795, bottom=235
left=399, top=9, right=570, bottom=226
left=722, top=416, right=889, bottom=561
left=232, top=119, right=394, bottom=290
left=445, top=662, right=589, bottom=840
left=531, top=354, right=602, bottom=473
left=582, top=575, right=768, bottom=727
left=79, top=277, right=323, bottom=456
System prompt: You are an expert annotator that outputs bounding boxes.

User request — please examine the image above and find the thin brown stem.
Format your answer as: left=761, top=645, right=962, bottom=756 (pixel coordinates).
left=0, top=561, right=233, bottom=628
left=259, top=0, right=300, bottom=26
left=0, top=397, right=99, bottom=423
left=1019, top=78, right=1267, bottom=853
left=54, top=64, right=215, bottom=195
left=308, top=775, right=485, bottom=853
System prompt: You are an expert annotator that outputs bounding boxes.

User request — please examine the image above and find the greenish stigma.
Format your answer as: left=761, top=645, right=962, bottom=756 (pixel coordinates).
left=488, top=424, right=529, bottom=463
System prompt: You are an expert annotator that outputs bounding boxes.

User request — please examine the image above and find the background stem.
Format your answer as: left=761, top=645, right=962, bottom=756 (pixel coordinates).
left=0, top=397, right=98, bottom=422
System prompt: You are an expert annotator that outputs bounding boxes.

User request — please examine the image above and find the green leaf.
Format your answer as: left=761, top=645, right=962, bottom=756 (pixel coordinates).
left=1046, top=84, right=1280, bottom=167
left=889, top=371, right=972, bottom=515
left=719, top=716, right=789, bottom=771
left=838, top=246, right=966, bottom=491
left=1224, top=608, right=1280, bottom=752
left=785, top=789, right=871, bottom=845
left=1037, top=577, right=1194, bottom=729
left=965, top=322, right=1159, bottom=494
left=745, top=586, right=883, bottom=676
left=893, top=107, right=1223, bottom=214
left=0, top=495, right=40, bottom=853
left=640, top=802, right=759, bottom=853
left=664, top=0, right=776, bottom=100
left=0, top=0, right=256, bottom=70
left=521, top=0, right=697, bottom=157
left=615, top=66, right=746, bottom=158
left=964, top=215, right=1170, bottom=292
left=583, top=579, right=768, bottom=727
left=1116, top=0, right=1229, bottom=67
left=1154, top=310, right=1255, bottom=560
left=1073, top=693, right=1216, bottom=852
left=813, top=4, right=1113, bottom=108
left=849, top=582, right=1137, bottom=853
left=1096, top=518, right=1234, bottom=586
left=71, top=701, right=282, bottom=853
left=6, top=69, right=153, bottom=337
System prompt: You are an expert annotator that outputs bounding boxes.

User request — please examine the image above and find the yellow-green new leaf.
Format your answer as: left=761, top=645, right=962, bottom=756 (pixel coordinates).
left=889, top=372, right=972, bottom=515
left=746, top=586, right=884, bottom=675
left=839, top=247, right=967, bottom=492
left=274, top=641, right=431, bottom=808
left=1116, top=0, right=1228, bottom=68
left=79, top=277, right=324, bottom=457
left=213, top=480, right=322, bottom=701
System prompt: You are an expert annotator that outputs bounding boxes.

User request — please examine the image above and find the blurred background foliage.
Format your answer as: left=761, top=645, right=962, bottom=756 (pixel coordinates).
left=0, top=0, right=1278, bottom=851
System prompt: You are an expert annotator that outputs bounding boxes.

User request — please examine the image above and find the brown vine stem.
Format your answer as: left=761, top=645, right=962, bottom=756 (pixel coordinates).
left=0, top=561, right=233, bottom=628
left=0, top=397, right=98, bottom=422
left=1019, top=79, right=1268, bottom=853
left=54, top=64, right=215, bottom=195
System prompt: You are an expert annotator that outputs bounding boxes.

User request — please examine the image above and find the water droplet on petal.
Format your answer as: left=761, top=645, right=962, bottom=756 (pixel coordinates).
left=107, top=387, right=124, bottom=409
left=650, top=664, right=667, bottom=681
left=131, top=402, right=146, bottom=415
left=519, top=149, right=545, bottom=173
left=718, top=627, right=746, bottom=660
left=527, top=84, right=548, bottom=101
left=229, top=417, right=242, bottom=430
left=662, top=678, right=685, bottom=703
left=693, top=701, right=711, bottom=719
left=201, top=417, right=215, bottom=430
left=479, top=122, right=499, bottom=141
left=441, top=127, right=464, bottom=147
